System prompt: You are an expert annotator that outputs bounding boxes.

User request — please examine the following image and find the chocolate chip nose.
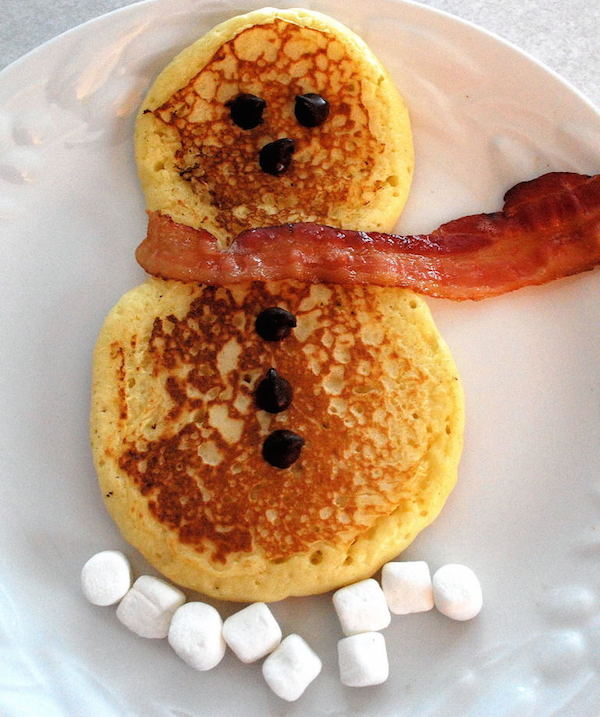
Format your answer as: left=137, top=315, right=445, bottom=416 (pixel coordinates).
left=259, top=138, right=296, bottom=176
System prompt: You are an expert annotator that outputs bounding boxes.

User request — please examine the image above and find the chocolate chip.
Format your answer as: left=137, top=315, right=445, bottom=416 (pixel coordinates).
left=256, top=368, right=293, bottom=413
left=294, top=93, right=330, bottom=127
left=226, top=93, right=266, bottom=130
left=255, top=307, right=297, bottom=341
left=259, top=138, right=295, bottom=175
left=262, top=429, right=305, bottom=469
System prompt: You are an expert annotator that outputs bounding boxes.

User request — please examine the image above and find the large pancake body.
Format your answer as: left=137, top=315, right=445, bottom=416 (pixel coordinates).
left=135, top=7, right=414, bottom=245
left=91, top=279, right=463, bottom=602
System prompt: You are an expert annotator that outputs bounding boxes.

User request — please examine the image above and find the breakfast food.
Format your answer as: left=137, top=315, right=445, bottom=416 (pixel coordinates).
left=135, top=6, right=414, bottom=245
left=91, top=278, right=463, bottom=601
left=91, top=2, right=600, bottom=610
left=137, top=171, right=600, bottom=299
left=79, top=0, right=600, bottom=705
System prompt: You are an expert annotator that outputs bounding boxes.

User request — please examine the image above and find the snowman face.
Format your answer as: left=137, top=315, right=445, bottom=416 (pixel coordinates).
left=145, top=18, right=409, bottom=243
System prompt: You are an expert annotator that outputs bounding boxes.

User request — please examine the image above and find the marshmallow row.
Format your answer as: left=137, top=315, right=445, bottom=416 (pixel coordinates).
left=332, top=561, right=482, bottom=688
left=333, top=561, right=483, bottom=630
left=81, top=551, right=321, bottom=701
left=82, top=550, right=481, bottom=700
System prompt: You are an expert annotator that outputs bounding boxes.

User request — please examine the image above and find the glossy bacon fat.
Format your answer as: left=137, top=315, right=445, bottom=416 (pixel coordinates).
left=136, top=172, right=600, bottom=300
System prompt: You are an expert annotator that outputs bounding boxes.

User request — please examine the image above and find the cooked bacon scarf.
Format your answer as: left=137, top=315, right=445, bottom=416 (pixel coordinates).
left=136, top=172, right=600, bottom=300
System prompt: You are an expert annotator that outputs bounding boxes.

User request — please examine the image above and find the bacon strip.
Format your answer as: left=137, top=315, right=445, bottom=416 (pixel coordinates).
left=136, top=172, right=600, bottom=300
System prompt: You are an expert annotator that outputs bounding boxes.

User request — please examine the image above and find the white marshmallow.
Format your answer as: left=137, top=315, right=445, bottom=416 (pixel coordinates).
left=381, top=560, right=434, bottom=615
left=262, top=634, right=322, bottom=702
left=338, top=632, right=389, bottom=687
left=332, top=578, right=391, bottom=636
left=168, top=602, right=226, bottom=671
left=222, top=602, right=282, bottom=663
left=116, top=575, right=186, bottom=638
left=432, top=564, right=483, bottom=621
left=81, top=550, right=132, bottom=606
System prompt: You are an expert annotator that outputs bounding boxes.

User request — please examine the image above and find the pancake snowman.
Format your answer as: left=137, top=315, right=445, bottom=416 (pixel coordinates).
left=91, top=7, right=464, bottom=602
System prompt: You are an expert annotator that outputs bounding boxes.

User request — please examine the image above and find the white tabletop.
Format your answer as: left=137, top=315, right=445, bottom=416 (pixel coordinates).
left=2, top=0, right=599, bottom=108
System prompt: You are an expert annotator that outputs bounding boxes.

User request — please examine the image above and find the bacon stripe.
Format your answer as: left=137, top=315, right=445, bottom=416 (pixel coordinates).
left=136, top=172, right=600, bottom=300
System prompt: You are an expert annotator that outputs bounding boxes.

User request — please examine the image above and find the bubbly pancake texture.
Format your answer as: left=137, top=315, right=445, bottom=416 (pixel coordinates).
left=135, top=7, right=414, bottom=245
left=91, top=279, right=463, bottom=601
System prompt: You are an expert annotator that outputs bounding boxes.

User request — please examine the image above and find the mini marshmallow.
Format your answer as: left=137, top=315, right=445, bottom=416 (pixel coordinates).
left=432, top=564, right=483, bottom=621
left=116, top=575, right=186, bottom=638
left=81, top=550, right=132, bottom=606
left=332, top=578, right=391, bottom=636
left=168, top=602, right=226, bottom=671
left=222, top=602, right=282, bottom=663
left=381, top=560, right=434, bottom=615
left=262, top=634, right=322, bottom=702
left=338, top=632, right=389, bottom=687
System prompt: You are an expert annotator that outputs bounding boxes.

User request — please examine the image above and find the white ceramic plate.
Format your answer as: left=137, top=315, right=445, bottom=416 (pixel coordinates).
left=1, top=1, right=599, bottom=714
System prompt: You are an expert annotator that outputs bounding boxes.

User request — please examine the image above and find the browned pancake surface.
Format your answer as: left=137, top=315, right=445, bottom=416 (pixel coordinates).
left=92, top=279, right=463, bottom=600
left=116, top=283, right=429, bottom=563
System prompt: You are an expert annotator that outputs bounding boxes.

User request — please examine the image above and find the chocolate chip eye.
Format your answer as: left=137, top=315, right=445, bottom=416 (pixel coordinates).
left=226, top=93, right=266, bottom=130
left=294, top=93, right=330, bottom=127
left=255, top=307, right=297, bottom=341
left=259, top=138, right=296, bottom=176
left=256, top=368, right=293, bottom=413
left=262, top=429, right=305, bottom=468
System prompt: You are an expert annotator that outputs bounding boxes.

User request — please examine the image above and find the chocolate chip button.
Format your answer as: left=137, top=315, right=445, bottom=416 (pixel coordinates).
left=226, top=93, right=266, bottom=130
left=255, top=307, right=297, bottom=341
left=262, top=429, right=305, bottom=469
left=294, top=93, right=330, bottom=127
left=259, top=138, right=296, bottom=175
left=256, top=368, right=293, bottom=413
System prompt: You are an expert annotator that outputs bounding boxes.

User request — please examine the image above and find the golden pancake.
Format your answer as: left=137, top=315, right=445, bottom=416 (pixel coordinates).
left=91, top=278, right=463, bottom=602
left=135, top=7, right=414, bottom=245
